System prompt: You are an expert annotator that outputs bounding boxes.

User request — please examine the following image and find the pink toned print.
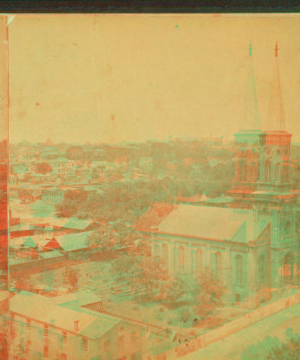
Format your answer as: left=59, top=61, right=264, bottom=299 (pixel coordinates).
left=0, top=14, right=300, bottom=360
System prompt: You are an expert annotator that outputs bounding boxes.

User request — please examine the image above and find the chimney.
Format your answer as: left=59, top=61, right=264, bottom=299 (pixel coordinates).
left=74, top=320, right=79, bottom=332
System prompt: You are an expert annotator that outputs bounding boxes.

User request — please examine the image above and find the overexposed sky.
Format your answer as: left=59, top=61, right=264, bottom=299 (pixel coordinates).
left=8, top=14, right=300, bottom=143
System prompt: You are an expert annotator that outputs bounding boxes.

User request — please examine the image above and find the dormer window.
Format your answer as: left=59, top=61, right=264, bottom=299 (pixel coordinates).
left=285, top=221, right=292, bottom=235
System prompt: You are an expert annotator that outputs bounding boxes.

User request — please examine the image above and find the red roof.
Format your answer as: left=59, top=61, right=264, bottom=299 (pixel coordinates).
left=44, top=238, right=62, bottom=250
left=134, top=202, right=175, bottom=232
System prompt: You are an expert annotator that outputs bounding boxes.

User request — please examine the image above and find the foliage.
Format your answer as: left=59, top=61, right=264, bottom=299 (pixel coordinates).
left=66, top=146, right=85, bottom=160
left=241, top=329, right=300, bottom=360
left=178, top=305, right=194, bottom=324
left=65, top=267, right=79, bottom=292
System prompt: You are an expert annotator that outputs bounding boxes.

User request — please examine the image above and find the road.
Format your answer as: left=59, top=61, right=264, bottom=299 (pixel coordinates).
left=183, top=301, right=300, bottom=360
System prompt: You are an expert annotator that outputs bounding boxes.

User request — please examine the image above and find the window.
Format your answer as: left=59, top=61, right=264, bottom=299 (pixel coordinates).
left=156, top=354, right=167, bottom=360
left=258, top=254, right=267, bottom=287
left=251, top=162, right=257, bottom=181
left=104, top=340, right=110, bottom=352
left=265, top=161, right=271, bottom=182
left=283, top=253, right=294, bottom=284
left=82, top=338, right=88, bottom=352
left=178, top=246, right=184, bottom=272
left=275, top=163, right=281, bottom=180
left=239, top=160, right=247, bottom=181
left=197, top=250, right=203, bottom=277
left=131, top=332, right=138, bottom=343
left=118, top=336, right=124, bottom=350
left=172, top=247, right=178, bottom=273
left=191, top=250, right=197, bottom=274
left=162, top=244, right=168, bottom=267
left=44, top=325, right=49, bottom=338
left=211, top=252, right=221, bottom=281
left=44, top=345, right=49, bottom=359
left=285, top=221, right=292, bottom=235
left=235, top=255, right=243, bottom=286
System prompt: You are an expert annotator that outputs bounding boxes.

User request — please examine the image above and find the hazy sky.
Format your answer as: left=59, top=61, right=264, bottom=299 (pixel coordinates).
left=8, top=14, right=300, bottom=143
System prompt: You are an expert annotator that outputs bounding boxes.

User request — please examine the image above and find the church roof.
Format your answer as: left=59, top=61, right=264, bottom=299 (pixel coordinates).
left=136, top=204, right=267, bottom=243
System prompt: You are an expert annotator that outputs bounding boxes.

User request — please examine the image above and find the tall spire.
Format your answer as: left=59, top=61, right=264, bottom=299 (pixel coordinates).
left=265, top=42, right=285, bottom=130
left=243, top=41, right=261, bottom=130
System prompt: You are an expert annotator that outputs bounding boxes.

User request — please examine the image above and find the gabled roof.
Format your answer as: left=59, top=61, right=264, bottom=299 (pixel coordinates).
left=10, top=235, right=48, bottom=250
left=136, top=204, right=268, bottom=243
left=28, top=217, right=93, bottom=230
left=76, top=290, right=100, bottom=307
left=55, top=231, right=93, bottom=251
left=43, top=238, right=62, bottom=250
left=21, top=236, right=37, bottom=248
left=9, top=292, right=120, bottom=339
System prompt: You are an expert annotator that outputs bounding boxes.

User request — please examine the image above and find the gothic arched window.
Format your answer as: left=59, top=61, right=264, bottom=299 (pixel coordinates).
left=178, top=246, right=184, bottom=273
left=275, top=163, right=281, bottom=180
left=235, top=254, right=243, bottom=285
left=191, top=250, right=197, bottom=275
left=211, top=252, right=222, bottom=281
left=172, top=247, right=178, bottom=273
left=197, top=249, right=203, bottom=278
left=239, top=160, right=247, bottom=181
left=162, top=244, right=168, bottom=267
left=265, top=161, right=271, bottom=182
left=258, top=254, right=267, bottom=287
left=251, top=162, right=258, bottom=181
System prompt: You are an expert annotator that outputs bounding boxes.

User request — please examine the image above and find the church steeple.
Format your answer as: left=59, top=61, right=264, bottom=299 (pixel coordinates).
left=265, top=42, right=285, bottom=130
left=243, top=41, right=261, bottom=130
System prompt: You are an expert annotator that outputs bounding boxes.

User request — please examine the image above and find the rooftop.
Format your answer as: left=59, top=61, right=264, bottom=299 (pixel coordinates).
left=9, top=292, right=121, bottom=339
left=136, top=204, right=268, bottom=243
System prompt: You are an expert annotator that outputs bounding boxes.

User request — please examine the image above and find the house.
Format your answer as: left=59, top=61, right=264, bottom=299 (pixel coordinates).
left=8, top=292, right=145, bottom=360
left=9, top=174, right=19, bottom=185
left=40, top=145, right=60, bottom=159
left=115, top=156, right=128, bottom=168
left=139, top=157, right=153, bottom=170
left=41, top=187, right=65, bottom=203
left=83, top=186, right=105, bottom=201
left=10, top=162, right=28, bottom=175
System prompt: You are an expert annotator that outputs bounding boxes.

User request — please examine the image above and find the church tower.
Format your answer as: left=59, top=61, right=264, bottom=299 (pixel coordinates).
left=228, top=43, right=299, bottom=288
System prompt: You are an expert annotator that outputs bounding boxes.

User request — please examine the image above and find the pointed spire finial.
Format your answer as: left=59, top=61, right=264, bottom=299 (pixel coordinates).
left=275, top=42, right=278, bottom=58
left=249, top=41, right=252, bottom=57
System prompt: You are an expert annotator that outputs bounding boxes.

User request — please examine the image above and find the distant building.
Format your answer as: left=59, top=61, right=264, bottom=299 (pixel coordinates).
left=41, top=187, right=65, bottom=203
left=10, top=163, right=28, bottom=175
left=135, top=44, right=299, bottom=304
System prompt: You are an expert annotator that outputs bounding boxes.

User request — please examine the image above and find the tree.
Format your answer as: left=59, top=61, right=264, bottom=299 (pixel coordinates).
left=194, top=269, right=227, bottom=319
left=160, top=274, right=201, bottom=307
left=65, top=267, right=79, bottom=292
left=240, top=320, right=300, bottom=359
left=66, top=146, right=85, bottom=160
left=35, top=162, right=52, bottom=174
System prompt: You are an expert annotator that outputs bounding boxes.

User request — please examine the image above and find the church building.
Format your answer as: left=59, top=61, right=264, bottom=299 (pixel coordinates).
left=134, top=43, right=299, bottom=304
